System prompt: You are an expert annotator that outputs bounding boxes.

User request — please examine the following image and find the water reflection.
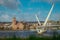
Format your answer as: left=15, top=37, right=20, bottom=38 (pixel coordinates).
left=0, top=30, right=60, bottom=38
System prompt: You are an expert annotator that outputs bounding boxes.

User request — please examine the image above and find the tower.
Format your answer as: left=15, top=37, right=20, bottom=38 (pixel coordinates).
left=12, top=17, right=16, bottom=25
left=12, top=17, right=17, bottom=30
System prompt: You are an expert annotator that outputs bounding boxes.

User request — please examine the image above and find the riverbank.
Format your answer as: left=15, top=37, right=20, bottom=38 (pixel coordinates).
left=0, top=35, right=60, bottom=40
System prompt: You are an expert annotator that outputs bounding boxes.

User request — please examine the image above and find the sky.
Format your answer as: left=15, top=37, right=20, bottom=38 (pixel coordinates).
left=0, top=0, right=60, bottom=22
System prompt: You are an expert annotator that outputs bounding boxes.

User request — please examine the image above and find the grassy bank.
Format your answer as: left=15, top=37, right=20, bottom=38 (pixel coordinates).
left=0, top=35, right=60, bottom=40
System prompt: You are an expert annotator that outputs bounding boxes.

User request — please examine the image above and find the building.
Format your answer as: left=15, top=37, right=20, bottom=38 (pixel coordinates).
left=11, top=17, right=24, bottom=30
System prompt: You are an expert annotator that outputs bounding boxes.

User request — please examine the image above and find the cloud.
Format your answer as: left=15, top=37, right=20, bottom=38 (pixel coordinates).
left=16, top=8, right=22, bottom=13
left=54, top=13, right=60, bottom=19
left=0, top=0, right=4, bottom=4
left=1, top=14, right=9, bottom=19
left=28, top=8, right=33, bottom=10
left=50, top=13, right=60, bottom=21
left=31, top=0, right=60, bottom=4
left=0, top=14, right=12, bottom=22
left=0, top=0, right=22, bottom=10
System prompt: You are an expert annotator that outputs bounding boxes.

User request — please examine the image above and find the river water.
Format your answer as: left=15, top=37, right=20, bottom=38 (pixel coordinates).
left=0, top=30, right=60, bottom=38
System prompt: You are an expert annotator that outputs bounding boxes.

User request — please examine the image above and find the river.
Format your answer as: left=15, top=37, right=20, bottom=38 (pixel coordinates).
left=0, top=30, right=60, bottom=38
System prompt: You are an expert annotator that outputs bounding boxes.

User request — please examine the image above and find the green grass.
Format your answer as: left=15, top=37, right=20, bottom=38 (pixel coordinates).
left=0, top=35, right=60, bottom=40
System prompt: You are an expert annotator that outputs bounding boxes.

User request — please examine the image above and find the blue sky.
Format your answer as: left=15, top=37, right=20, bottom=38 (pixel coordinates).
left=0, top=0, right=60, bottom=22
